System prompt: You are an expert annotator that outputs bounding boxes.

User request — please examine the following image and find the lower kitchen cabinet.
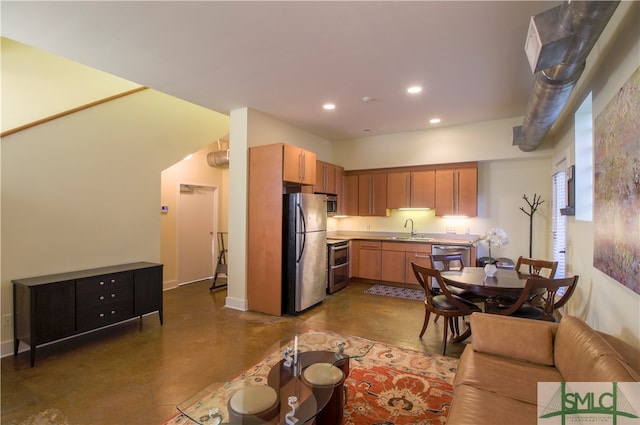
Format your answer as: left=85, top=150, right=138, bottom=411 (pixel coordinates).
left=405, top=250, right=433, bottom=285
left=354, top=240, right=432, bottom=285
left=13, top=262, right=163, bottom=367
left=382, top=242, right=432, bottom=285
left=354, top=240, right=381, bottom=280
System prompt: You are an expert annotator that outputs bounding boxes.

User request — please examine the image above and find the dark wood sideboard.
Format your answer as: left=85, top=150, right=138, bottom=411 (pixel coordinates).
left=12, top=262, right=163, bottom=367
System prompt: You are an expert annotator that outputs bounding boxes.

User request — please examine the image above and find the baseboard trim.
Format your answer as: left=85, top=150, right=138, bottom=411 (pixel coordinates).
left=225, top=296, right=247, bottom=311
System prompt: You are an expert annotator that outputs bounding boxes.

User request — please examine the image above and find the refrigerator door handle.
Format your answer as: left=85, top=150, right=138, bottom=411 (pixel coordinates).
left=296, top=203, right=306, bottom=263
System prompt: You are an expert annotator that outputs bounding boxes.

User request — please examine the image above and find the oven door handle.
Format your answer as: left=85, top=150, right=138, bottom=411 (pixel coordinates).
left=331, top=263, right=349, bottom=270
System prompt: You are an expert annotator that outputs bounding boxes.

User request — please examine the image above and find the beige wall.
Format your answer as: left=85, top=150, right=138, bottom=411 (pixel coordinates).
left=160, top=141, right=229, bottom=288
left=1, top=87, right=228, bottom=353
left=1, top=37, right=141, bottom=132
left=550, top=2, right=640, bottom=348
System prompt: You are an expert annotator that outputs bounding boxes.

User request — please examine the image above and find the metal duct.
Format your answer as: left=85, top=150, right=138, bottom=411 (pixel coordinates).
left=207, top=137, right=230, bottom=168
left=513, top=1, right=620, bottom=152
left=207, top=149, right=229, bottom=167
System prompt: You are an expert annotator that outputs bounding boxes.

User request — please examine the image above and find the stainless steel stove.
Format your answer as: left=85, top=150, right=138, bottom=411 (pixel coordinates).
left=326, top=239, right=349, bottom=293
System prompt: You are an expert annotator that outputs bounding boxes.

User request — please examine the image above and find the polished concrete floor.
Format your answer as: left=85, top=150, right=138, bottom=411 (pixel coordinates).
left=1, top=280, right=468, bottom=425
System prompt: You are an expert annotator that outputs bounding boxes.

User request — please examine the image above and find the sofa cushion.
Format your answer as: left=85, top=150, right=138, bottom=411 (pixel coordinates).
left=454, top=345, right=563, bottom=405
left=555, top=316, right=637, bottom=382
left=446, top=383, right=538, bottom=425
left=598, top=331, right=640, bottom=380
left=470, top=313, right=558, bottom=366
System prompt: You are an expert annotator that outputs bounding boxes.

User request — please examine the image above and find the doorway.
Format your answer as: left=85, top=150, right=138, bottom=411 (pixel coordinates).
left=177, top=184, right=218, bottom=285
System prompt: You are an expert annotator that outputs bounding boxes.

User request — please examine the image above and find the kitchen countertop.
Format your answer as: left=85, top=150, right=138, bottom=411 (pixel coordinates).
left=327, top=232, right=479, bottom=246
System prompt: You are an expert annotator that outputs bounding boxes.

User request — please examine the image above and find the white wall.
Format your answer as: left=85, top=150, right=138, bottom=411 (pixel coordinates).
left=551, top=1, right=640, bottom=348
left=225, top=108, right=333, bottom=311
left=334, top=116, right=550, bottom=170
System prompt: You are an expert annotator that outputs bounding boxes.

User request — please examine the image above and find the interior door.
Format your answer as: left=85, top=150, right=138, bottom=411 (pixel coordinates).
left=178, top=184, right=217, bottom=285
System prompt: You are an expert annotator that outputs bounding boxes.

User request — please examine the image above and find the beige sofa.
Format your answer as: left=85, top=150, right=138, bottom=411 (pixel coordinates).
left=447, top=313, right=640, bottom=425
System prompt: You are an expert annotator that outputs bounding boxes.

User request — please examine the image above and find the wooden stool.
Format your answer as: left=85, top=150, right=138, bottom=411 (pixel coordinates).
left=302, top=363, right=346, bottom=425
left=227, top=385, right=279, bottom=424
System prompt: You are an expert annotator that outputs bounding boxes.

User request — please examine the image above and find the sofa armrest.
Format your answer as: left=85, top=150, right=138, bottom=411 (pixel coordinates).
left=470, top=313, right=559, bottom=366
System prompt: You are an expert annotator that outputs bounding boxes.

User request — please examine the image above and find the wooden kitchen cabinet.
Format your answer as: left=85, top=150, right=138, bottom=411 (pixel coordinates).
left=435, top=165, right=478, bottom=217
left=344, top=174, right=359, bottom=216
left=13, top=262, right=163, bottom=367
left=354, top=240, right=381, bottom=280
left=387, top=170, right=435, bottom=209
left=405, top=250, right=433, bottom=285
left=283, top=144, right=316, bottom=185
left=248, top=143, right=320, bottom=316
left=380, top=242, right=432, bottom=285
left=358, top=174, right=387, bottom=216
left=335, top=165, right=345, bottom=215
left=381, top=244, right=406, bottom=283
left=314, top=160, right=337, bottom=194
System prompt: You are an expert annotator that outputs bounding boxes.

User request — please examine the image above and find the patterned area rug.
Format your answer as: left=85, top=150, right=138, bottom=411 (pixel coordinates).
left=163, top=329, right=457, bottom=425
left=364, top=284, right=425, bottom=301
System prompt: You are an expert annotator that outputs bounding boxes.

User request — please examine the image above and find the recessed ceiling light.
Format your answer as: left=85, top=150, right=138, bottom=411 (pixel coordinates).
left=323, top=103, right=336, bottom=110
left=430, top=118, right=441, bottom=124
left=407, top=86, right=422, bottom=94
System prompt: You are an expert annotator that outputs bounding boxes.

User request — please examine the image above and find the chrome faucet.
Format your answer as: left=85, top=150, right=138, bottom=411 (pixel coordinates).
left=404, top=218, right=415, bottom=238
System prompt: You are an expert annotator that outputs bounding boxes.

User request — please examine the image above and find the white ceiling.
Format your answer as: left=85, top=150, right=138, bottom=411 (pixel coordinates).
left=1, top=1, right=559, bottom=141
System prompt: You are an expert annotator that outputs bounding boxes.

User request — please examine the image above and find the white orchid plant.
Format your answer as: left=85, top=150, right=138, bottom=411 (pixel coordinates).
left=474, top=228, right=509, bottom=264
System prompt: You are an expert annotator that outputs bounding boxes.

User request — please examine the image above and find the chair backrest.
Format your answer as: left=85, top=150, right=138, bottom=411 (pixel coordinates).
left=429, top=253, right=465, bottom=271
left=410, top=262, right=476, bottom=314
left=514, top=256, right=558, bottom=278
left=496, top=275, right=579, bottom=320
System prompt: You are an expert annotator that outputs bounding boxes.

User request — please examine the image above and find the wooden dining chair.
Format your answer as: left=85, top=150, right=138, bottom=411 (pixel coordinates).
left=429, top=253, right=485, bottom=331
left=488, top=275, right=579, bottom=321
left=514, top=256, right=558, bottom=278
left=411, top=263, right=482, bottom=355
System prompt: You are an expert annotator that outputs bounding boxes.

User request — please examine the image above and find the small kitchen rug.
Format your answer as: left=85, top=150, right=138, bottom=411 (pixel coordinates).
left=364, top=284, right=425, bottom=301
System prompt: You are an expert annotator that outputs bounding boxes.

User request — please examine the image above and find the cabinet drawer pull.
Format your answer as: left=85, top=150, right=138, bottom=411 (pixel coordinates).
left=100, top=313, right=105, bottom=318
left=111, top=310, right=116, bottom=315
left=99, top=295, right=105, bottom=300
left=100, top=281, right=105, bottom=285
left=413, top=254, right=430, bottom=258
left=110, top=279, right=116, bottom=283
left=111, top=293, right=116, bottom=298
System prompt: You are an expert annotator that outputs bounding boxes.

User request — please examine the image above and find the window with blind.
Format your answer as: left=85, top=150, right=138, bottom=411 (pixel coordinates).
left=552, top=171, right=567, bottom=279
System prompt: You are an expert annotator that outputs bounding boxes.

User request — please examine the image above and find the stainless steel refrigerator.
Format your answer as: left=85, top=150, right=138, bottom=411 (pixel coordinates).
left=283, top=193, right=327, bottom=315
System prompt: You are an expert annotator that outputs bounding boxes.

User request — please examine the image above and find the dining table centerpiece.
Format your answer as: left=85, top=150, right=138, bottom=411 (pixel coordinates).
left=474, top=228, right=509, bottom=277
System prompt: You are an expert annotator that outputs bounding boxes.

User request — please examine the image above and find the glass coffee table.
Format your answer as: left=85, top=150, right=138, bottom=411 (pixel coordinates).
left=175, top=331, right=374, bottom=425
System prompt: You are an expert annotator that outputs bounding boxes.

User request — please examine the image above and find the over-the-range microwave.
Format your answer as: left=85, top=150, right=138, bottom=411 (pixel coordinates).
left=326, top=195, right=338, bottom=216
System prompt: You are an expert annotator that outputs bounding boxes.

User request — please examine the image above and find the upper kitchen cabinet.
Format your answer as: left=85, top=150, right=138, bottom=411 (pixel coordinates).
left=358, top=173, right=387, bottom=216
left=434, top=163, right=478, bottom=217
left=282, top=144, right=316, bottom=185
left=344, top=174, right=359, bottom=216
left=335, top=165, right=345, bottom=215
left=314, top=161, right=338, bottom=194
left=387, top=170, right=435, bottom=209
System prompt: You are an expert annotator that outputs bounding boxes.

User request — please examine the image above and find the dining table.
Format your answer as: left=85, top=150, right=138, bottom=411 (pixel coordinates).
left=440, top=267, right=532, bottom=342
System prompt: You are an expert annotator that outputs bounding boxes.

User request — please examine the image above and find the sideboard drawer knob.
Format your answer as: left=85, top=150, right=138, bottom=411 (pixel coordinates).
left=99, top=313, right=105, bottom=318
left=99, top=296, right=105, bottom=300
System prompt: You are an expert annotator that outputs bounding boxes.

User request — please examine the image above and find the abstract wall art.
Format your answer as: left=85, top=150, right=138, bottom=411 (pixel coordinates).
left=593, top=66, right=640, bottom=294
